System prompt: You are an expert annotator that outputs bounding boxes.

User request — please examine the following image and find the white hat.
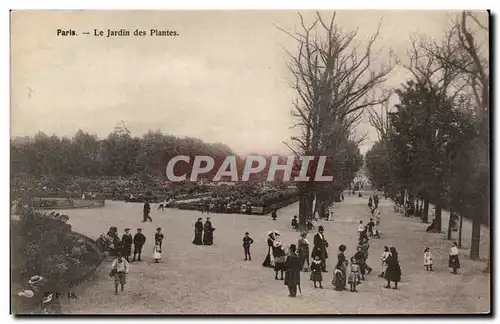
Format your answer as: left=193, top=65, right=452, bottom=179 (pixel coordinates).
left=28, top=275, right=44, bottom=285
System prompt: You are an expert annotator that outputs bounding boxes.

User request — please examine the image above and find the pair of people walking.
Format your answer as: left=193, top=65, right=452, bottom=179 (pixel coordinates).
left=193, top=217, right=215, bottom=245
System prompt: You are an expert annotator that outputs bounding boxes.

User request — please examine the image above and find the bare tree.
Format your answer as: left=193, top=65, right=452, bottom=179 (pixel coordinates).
left=278, top=11, right=393, bottom=230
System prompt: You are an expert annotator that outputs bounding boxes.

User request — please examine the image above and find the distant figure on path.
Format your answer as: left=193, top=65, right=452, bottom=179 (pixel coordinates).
left=203, top=217, right=215, bottom=245
left=271, top=209, right=277, bottom=221
left=143, top=200, right=152, bottom=222
left=291, top=216, right=298, bottom=230
left=426, top=219, right=437, bottom=232
left=424, top=247, right=433, bottom=271
left=155, top=228, right=164, bottom=250
left=384, top=247, right=402, bottom=289
left=121, top=228, right=133, bottom=262
left=449, top=242, right=460, bottom=274
left=312, top=226, right=329, bottom=272
left=132, top=228, right=146, bottom=261
left=193, top=218, right=204, bottom=245
left=111, top=253, right=129, bottom=295
left=284, top=244, right=301, bottom=298
left=153, top=241, right=162, bottom=263
left=242, top=232, right=254, bottom=261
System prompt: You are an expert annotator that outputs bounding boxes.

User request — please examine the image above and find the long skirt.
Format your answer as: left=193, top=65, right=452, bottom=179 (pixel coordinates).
left=192, top=231, right=203, bottom=245
left=333, top=273, right=345, bottom=291
left=263, top=248, right=275, bottom=268
left=449, top=255, right=461, bottom=269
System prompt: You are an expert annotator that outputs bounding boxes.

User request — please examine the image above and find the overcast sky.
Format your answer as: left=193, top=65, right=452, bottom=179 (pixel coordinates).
left=10, top=10, right=488, bottom=155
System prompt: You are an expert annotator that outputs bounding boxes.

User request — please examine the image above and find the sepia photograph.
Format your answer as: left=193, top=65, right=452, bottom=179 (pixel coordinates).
left=9, top=9, right=490, bottom=315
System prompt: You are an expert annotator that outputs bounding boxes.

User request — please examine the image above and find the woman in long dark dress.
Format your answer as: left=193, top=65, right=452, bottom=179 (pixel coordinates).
left=333, top=245, right=347, bottom=291
left=202, top=217, right=215, bottom=245
left=384, top=247, right=402, bottom=289
left=192, top=218, right=203, bottom=245
left=262, top=232, right=276, bottom=268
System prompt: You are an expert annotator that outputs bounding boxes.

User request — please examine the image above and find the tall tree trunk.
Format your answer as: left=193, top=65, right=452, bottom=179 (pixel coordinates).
left=470, top=216, right=481, bottom=260
left=423, top=199, right=429, bottom=223
left=298, top=193, right=307, bottom=232
left=435, top=203, right=442, bottom=233
left=458, top=213, right=463, bottom=248
left=447, top=210, right=453, bottom=240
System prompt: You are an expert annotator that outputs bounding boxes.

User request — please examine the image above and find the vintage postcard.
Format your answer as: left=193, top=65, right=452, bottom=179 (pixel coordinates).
left=10, top=10, right=490, bottom=315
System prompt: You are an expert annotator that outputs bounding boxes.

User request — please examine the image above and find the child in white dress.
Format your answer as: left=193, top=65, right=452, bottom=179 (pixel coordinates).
left=153, top=241, right=162, bottom=263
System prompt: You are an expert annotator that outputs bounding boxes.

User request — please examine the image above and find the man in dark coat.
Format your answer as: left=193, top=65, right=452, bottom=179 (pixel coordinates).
left=312, top=226, right=329, bottom=272
left=121, top=228, right=133, bottom=262
left=155, top=227, right=164, bottom=249
left=284, top=244, right=301, bottom=297
left=143, top=200, right=152, bottom=222
left=203, top=217, right=215, bottom=245
left=132, top=228, right=146, bottom=261
left=193, top=218, right=203, bottom=245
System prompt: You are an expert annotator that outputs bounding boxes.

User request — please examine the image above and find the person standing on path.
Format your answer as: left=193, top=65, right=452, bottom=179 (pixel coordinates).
left=380, top=246, right=390, bottom=277
left=298, top=232, right=310, bottom=271
left=193, top=218, right=203, bottom=245
left=155, top=228, right=164, bottom=250
left=312, top=226, right=329, bottom=272
left=143, top=200, right=152, bottom=222
left=359, top=234, right=373, bottom=275
left=262, top=231, right=276, bottom=268
left=132, top=228, right=146, bottom=261
left=111, top=253, right=129, bottom=295
left=121, top=228, right=133, bottom=262
left=384, top=247, right=402, bottom=289
left=424, top=247, right=433, bottom=271
left=449, top=242, right=461, bottom=274
left=242, top=232, right=254, bottom=261
left=336, top=244, right=348, bottom=290
left=284, top=244, right=301, bottom=298
left=203, top=217, right=215, bottom=245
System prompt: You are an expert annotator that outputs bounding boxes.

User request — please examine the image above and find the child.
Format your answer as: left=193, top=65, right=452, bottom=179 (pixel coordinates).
left=348, top=257, right=361, bottom=292
left=373, top=225, right=381, bottom=239
left=424, top=247, right=433, bottom=271
left=333, top=267, right=345, bottom=291
left=375, top=209, right=381, bottom=226
left=310, top=255, right=323, bottom=288
left=152, top=241, right=162, bottom=263
left=242, top=232, right=254, bottom=261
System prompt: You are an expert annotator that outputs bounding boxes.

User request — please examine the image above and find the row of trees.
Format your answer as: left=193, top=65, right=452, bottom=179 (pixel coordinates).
left=365, top=11, right=489, bottom=262
left=11, top=122, right=236, bottom=181
left=278, top=12, right=384, bottom=230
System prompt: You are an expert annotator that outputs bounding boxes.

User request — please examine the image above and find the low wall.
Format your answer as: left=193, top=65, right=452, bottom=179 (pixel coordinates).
left=33, top=198, right=105, bottom=210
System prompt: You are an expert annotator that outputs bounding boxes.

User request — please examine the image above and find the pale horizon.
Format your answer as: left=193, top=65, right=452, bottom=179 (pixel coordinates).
left=10, top=10, right=488, bottom=155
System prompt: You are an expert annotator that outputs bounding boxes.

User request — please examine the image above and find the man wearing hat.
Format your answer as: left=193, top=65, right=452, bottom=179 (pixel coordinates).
left=121, top=228, right=133, bottom=262
left=133, top=228, right=146, bottom=261
left=284, top=244, right=301, bottom=297
left=313, top=226, right=329, bottom=272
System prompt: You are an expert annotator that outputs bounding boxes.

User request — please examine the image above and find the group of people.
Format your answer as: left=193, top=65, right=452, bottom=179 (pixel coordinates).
left=192, top=217, right=216, bottom=245
left=106, top=226, right=165, bottom=295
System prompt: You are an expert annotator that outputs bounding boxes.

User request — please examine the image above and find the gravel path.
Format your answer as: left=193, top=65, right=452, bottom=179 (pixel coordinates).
left=58, top=194, right=490, bottom=314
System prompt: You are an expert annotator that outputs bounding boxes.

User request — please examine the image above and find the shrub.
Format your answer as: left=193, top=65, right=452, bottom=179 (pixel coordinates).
left=11, top=208, right=95, bottom=289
